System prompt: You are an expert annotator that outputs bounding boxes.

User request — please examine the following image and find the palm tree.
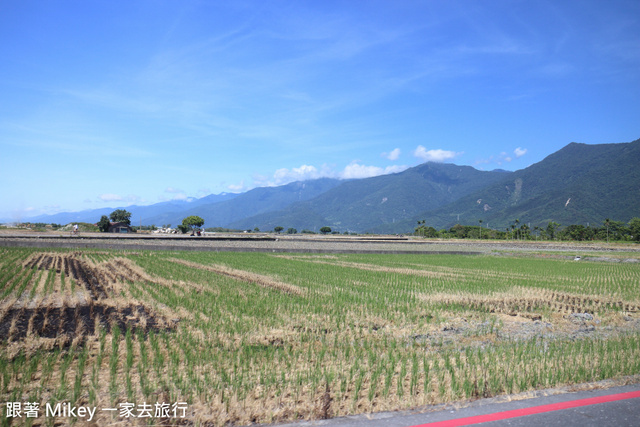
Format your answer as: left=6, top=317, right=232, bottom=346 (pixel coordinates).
left=479, top=219, right=483, bottom=239
left=605, top=218, right=610, bottom=243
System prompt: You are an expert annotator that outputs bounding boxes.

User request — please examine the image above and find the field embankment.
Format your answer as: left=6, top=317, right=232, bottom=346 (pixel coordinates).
left=2, top=231, right=639, bottom=256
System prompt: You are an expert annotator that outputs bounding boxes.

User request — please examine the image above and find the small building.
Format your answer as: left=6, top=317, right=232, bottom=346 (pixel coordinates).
left=108, top=222, right=133, bottom=233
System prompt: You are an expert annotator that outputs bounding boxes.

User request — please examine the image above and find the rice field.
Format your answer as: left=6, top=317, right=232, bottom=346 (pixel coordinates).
left=1, top=247, right=639, bottom=426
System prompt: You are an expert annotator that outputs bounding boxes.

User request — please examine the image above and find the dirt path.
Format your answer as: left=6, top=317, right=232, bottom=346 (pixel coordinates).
left=2, top=232, right=638, bottom=256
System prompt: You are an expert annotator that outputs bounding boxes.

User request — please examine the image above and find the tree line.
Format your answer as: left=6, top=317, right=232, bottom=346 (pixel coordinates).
left=97, top=210, right=205, bottom=234
left=272, top=226, right=334, bottom=235
left=95, top=210, right=344, bottom=236
left=415, top=218, right=640, bottom=242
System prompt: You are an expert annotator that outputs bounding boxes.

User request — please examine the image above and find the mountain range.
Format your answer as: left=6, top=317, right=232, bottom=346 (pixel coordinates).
left=376, top=139, right=640, bottom=233
left=227, top=163, right=508, bottom=232
left=10, top=138, right=639, bottom=233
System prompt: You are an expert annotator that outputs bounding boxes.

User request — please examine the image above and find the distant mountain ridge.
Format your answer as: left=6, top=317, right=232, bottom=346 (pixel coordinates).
left=370, top=138, right=640, bottom=233
left=142, top=178, right=342, bottom=227
left=10, top=138, right=639, bottom=233
left=20, top=192, right=240, bottom=227
left=11, top=179, right=343, bottom=229
left=227, top=163, right=508, bottom=232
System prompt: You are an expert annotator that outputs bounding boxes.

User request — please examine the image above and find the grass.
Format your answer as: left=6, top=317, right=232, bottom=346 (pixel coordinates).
left=0, top=247, right=639, bottom=425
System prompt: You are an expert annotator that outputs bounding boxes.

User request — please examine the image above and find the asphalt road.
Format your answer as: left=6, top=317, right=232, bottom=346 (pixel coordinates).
left=276, top=383, right=640, bottom=427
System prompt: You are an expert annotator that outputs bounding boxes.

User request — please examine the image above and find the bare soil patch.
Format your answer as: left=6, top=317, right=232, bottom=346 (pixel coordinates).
left=0, top=303, right=163, bottom=345
left=2, top=252, right=175, bottom=352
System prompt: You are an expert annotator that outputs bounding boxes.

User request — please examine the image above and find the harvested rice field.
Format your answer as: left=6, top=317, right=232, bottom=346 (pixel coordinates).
left=1, top=247, right=639, bottom=426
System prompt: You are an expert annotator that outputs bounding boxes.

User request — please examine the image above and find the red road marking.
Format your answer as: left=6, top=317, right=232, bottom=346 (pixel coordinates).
left=410, top=390, right=640, bottom=427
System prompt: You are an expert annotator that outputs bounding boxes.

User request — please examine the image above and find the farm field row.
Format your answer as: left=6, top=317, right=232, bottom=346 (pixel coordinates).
left=1, top=247, right=639, bottom=426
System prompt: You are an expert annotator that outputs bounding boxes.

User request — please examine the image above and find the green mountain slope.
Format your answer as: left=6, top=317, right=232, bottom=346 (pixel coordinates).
left=144, top=178, right=342, bottom=228
left=373, top=138, right=640, bottom=233
left=228, top=163, right=509, bottom=232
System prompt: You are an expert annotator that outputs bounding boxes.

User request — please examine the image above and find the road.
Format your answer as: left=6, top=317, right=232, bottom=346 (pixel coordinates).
left=276, top=383, right=640, bottom=427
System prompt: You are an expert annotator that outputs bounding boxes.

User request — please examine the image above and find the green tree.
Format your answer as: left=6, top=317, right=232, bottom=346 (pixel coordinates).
left=181, top=216, right=205, bottom=234
left=415, top=220, right=432, bottom=237
left=274, top=226, right=284, bottom=234
left=546, top=222, right=560, bottom=240
left=608, top=220, right=628, bottom=240
left=97, top=215, right=110, bottom=232
left=560, top=224, right=587, bottom=241
left=423, top=226, right=438, bottom=237
left=109, top=209, right=132, bottom=225
left=320, top=226, right=332, bottom=235
left=450, top=224, right=467, bottom=238
left=629, top=217, right=640, bottom=242
left=415, top=223, right=438, bottom=238
left=286, top=228, right=297, bottom=234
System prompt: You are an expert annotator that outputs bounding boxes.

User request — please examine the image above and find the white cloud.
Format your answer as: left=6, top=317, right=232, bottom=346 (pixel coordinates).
left=413, top=146, right=462, bottom=162
left=171, top=193, right=190, bottom=201
left=161, top=187, right=190, bottom=200
left=227, top=181, right=246, bottom=192
left=514, top=147, right=527, bottom=157
left=339, top=162, right=407, bottom=179
left=272, top=164, right=323, bottom=185
left=99, top=194, right=123, bottom=202
left=98, top=194, right=143, bottom=204
left=250, top=161, right=409, bottom=188
left=340, top=163, right=384, bottom=179
left=252, top=164, right=335, bottom=187
left=382, top=148, right=401, bottom=161
left=165, top=187, right=185, bottom=194
left=40, top=205, right=61, bottom=215
left=476, top=147, right=527, bottom=167
left=382, top=164, right=408, bottom=174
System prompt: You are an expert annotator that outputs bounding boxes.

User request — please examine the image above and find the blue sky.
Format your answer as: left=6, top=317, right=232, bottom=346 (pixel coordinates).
left=1, top=0, right=639, bottom=221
